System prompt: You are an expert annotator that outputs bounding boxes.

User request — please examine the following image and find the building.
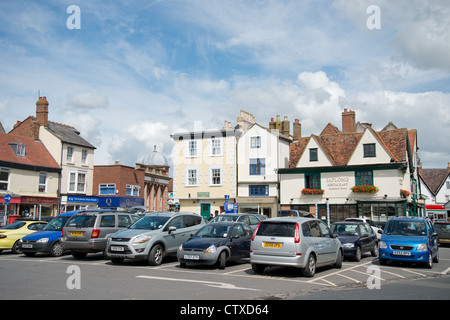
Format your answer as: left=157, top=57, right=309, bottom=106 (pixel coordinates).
left=9, top=97, right=97, bottom=211
left=279, top=109, right=421, bottom=226
left=94, top=162, right=145, bottom=210
left=236, top=113, right=291, bottom=217
left=170, top=123, right=242, bottom=220
left=0, top=132, right=61, bottom=224
left=419, top=163, right=450, bottom=221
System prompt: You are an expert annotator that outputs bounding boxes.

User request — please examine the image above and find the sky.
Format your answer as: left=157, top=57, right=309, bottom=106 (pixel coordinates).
left=0, top=0, right=449, bottom=172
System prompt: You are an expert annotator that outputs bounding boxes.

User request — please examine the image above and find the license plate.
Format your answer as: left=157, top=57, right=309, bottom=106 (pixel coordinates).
left=111, top=246, right=124, bottom=252
left=184, top=255, right=199, bottom=260
left=22, top=244, right=33, bottom=249
left=263, top=242, right=282, bottom=248
left=393, top=250, right=411, bottom=256
left=70, top=231, right=83, bottom=237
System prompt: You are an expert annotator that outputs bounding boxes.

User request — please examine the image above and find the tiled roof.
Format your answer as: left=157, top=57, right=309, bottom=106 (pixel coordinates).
left=0, top=132, right=60, bottom=170
left=420, top=169, right=449, bottom=195
left=47, top=121, right=96, bottom=149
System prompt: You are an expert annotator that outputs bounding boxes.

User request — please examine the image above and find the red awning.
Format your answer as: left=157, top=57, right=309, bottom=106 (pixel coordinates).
left=426, top=205, right=445, bottom=210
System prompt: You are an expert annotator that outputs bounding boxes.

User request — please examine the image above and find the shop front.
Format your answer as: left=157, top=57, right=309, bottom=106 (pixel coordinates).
left=426, top=205, right=447, bottom=221
left=98, top=196, right=144, bottom=210
left=19, top=196, right=59, bottom=221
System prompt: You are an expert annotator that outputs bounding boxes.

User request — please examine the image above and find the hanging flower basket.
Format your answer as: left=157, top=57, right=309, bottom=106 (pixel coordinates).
left=351, top=185, right=379, bottom=193
left=400, top=189, right=410, bottom=198
left=302, top=188, right=324, bottom=195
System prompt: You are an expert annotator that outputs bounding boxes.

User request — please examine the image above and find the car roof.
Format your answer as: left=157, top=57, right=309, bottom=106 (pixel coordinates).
left=389, top=216, right=426, bottom=221
left=207, top=221, right=243, bottom=226
left=262, top=217, right=317, bottom=223
left=332, top=221, right=364, bottom=225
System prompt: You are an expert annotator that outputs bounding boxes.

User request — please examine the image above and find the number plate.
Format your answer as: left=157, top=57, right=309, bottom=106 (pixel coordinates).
left=111, top=246, right=124, bottom=252
left=263, top=242, right=282, bottom=248
left=393, top=250, right=411, bottom=256
left=183, top=255, right=200, bottom=260
left=22, top=244, right=33, bottom=249
left=70, top=231, right=83, bottom=237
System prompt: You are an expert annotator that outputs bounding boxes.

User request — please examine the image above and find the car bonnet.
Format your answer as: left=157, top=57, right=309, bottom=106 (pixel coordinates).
left=22, top=230, right=61, bottom=241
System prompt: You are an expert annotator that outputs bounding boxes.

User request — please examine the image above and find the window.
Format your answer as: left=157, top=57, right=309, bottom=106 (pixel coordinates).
left=99, top=184, right=116, bottom=195
left=118, top=215, right=132, bottom=228
left=188, top=141, right=198, bottom=157
left=9, top=143, right=26, bottom=157
left=67, top=146, right=74, bottom=162
left=39, top=172, right=47, bottom=193
left=100, top=215, right=115, bottom=227
left=211, top=138, right=222, bottom=155
left=250, top=136, right=261, bottom=148
left=309, top=148, right=318, bottom=162
left=0, top=168, right=9, bottom=191
left=69, top=171, right=87, bottom=193
left=363, top=143, right=376, bottom=158
left=355, top=170, right=373, bottom=186
left=126, top=185, right=140, bottom=196
left=81, top=149, right=87, bottom=164
left=305, top=173, right=321, bottom=189
left=187, top=169, right=198, bottom=186
left=249, top=158, right=265, bottom=175
left=211, top=168, right=221, bottom=185
left=249, top=185, right=269, bottom=196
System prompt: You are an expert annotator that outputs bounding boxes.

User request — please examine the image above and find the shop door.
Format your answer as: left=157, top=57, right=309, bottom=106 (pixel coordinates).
left=200, top=203, right=211, bottom=220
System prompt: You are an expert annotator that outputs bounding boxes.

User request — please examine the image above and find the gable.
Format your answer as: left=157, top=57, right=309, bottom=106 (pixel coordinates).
left=347, top=128, right=394, bottom=165
left=296, top=135, right=333, bottom=168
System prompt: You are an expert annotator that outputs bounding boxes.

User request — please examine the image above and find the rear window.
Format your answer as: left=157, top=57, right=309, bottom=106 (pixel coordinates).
left=279, top=210, right=297, bottom=217
left=256, top=222, right=296, bottom=237
left=67, top=215, right=97, bottom=228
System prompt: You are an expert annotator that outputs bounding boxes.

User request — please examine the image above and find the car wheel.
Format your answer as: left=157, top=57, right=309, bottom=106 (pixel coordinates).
left=11, top=240, right=21, bottom=254
left=334, top=249, right=343, bottom=269
left=371, top=243, right=378, bottom=257
left=49, top=241, right=64, bottom=257
left=251, top=263, right=265, bottom=274
left=217, top=251, right=227, bottom=270
left=302, top=254, right=316, bottom=277
left=148, top=244, right=164, bottom=266
left=425, top=252, right=433, bottom=269
left=379, top=258, right=387, bottom=265
left=433, top=249, right=439, bottom=263
left=354, top=246, right=362, bottom=262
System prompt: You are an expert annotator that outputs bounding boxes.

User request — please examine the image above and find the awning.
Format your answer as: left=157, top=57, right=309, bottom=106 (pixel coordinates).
left=426, top=205, right=445, bottom=211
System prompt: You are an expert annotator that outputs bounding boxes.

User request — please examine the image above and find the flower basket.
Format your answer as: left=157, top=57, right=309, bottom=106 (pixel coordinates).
left=351, top=185, right=379, bottom=193
left=302, top=188, right=324, bottom=195
left=400, top=189, right=410, bottom=198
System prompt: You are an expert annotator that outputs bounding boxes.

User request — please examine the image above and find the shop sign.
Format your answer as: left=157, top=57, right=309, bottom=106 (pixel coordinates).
left=21, top=196, right=58, bottom=205
left=325, top=177, right=350, bottom=191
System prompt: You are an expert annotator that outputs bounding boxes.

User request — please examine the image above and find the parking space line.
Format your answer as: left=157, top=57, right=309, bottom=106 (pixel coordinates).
left=400, top=268, right=427, bottom=277
left=379, top=269, right=405, bottom=279
left=337, top=273, right=362, bottom=283
left=353, top=269, right=384, bottom=281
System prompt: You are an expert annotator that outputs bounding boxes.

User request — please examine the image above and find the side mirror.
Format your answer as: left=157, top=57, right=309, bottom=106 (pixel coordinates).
left=377, top=229, right=383, bottom=234
left=168, top=226, right=177, bottom=234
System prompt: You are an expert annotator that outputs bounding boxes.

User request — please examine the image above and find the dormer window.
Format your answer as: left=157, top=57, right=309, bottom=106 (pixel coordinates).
left=9, top=143, right=26, bottom=157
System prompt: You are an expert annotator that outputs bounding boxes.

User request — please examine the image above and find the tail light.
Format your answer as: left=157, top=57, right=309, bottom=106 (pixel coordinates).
left=91, top=229, right=101, bottom=238
left=61, top=228, right=64, bottom=238
left=294, top=223, right=300, bottom=243
left=0, top=234, right=7, bottom=239
left=252, top=222, right=261, bottom=241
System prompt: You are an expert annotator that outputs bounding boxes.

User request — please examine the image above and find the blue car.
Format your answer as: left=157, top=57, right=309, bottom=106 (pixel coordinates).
left=379, top=216, right=439, bottom=268
left=19, top=211, right=79, bottom=257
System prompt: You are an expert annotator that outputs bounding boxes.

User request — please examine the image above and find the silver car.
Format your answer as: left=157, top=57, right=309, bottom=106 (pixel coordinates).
left=250, top=217, right=343, bottom=277
left=106, top=212, right=205, bottom=265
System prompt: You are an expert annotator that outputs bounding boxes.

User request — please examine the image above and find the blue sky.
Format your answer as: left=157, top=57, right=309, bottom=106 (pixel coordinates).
left=0, top=0, right=449, bottom=169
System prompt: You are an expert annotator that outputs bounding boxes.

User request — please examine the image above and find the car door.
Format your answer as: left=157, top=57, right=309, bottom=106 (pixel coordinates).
left=426, top=220, right=438, bottom=257
left=317, top=220, right=337, bottom=264
left=163, top=215, right=188, bottom=253
left=307, top=220, right=329, bottom=265
left=358, top=224, right=370, bottom=253
left=229, top=224, right=250, bottom=258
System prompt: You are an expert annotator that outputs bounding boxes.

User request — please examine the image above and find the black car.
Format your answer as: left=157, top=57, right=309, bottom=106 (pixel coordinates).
left=331, top=221, right=378, bottom=261
left=208, top=213, right=266, bottom=230
left=177, top=222, right=253, bottom=269
left=435, top=221, right=450, bottom=246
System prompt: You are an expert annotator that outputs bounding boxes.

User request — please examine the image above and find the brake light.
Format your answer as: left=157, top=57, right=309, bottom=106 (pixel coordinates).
left=91, top=229, right=101, bottom=238
left=252, top=222, right=261, bottom=241
left=0, top=234, right=7, bottom=239
left=294, top=223, right=300, bottom=243
left=61, top=228, right=64, bottom=238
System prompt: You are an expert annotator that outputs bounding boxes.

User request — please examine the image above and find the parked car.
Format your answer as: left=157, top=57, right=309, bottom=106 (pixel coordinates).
left=345, top=218, right=383, bottom=239
left=61, top=210, right=140, bottom=259
left=19, top=211, right=81, bottom=257
left=331, top=221, right=378, bottom=261
left=177, top=222, right=252, bottom=269
left=250, top=217, right=343, bottom=277
left=208, top=213, right=266, bottom=230
left=379, top=216, right=439, bottom=268
left=0, top=220, right=47, bottom=253
left=278, top=209, right=313, bottom=218
left=106, top=211, right=206, bottom=265
left=434, top=221, right=450, bottom=246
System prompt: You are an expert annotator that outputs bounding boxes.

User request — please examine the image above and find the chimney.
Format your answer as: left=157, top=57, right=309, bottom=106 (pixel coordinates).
left=281, top=116, right=290, bottom=136
left=269, top=117, right=275, bottom=130
left=342, top=108, right=356, bottom=133
left=448, top=162, right=450, bottom=173
left=275, top=115, right=282, bottom=131
left=293, top=119, right=301, bottom=140
left=36, top=96, right=49, bottom=127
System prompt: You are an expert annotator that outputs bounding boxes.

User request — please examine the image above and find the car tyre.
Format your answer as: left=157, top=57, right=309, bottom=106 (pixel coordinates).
left=251, top=263, right=265, bottom=274
left=371, top=243, right=378, bottom=257
left=301, top=254, right=316, bottom=277
left=425, top=252, right=433, bottom=269
left=11, top=240, right=21, bottom=254
left=49, top=241, right=64, bottom=257
left=217, top=251, right=227, bottom=270
left=334, top=249, right=343, bottom=269
left=379, top=258, right=387, bottom=265
left=354, top=246, right=362, bottom=262
left=148, top=244, right=164, bottom=266
left=433, top=249, right=439, bottom=263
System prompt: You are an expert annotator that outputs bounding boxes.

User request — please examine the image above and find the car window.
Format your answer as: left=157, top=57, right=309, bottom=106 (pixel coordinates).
left=248, top=215, right=260, bottom=225
left=384, top=220, right=427, bottom=236
left=359, top=224, right=369, bottom=236
left=231, top=224, right=245, bottom=237
left=1, top=221, right=26, bottom=230
left=242, top=224, right=253, bottom=236
left=167, top=216, right=184, bottom=229
left=184, top=215, right=202, bottom=227
left=28, top=223, right=46, bottom=230
left=308, top=221, right=321, bottom=237
left=100, top=215, right=115, bottom=227
left=67, top=215, right=96, bottom=228
left=131, top=215, right=141, bottom=223
left=257, top=222, right=296, bottom=237
left=118, top=215, right=132, bottom=228
left=317, top=220, right=332, bottom=238
left=238, top=216, right=250, bottom=225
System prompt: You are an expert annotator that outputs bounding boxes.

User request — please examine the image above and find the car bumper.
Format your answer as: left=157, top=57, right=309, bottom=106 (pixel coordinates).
left=343, top=248, right=358, bottom=257
left=250, top=252, right=306, bottom=268
left=0, top=239, right=15, bottom=250
left=106, top=243, right=149, bottom=260
left=379, top=248, right=430, bottom=262
left=177, top=250, right=219, bottom=266
left=19, top=241, right=54, bottom=253
left=61, top=239, right=107, bottom=252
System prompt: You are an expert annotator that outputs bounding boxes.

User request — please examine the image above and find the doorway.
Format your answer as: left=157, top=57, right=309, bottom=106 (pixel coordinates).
left=200, top=203, right=211, bottom=220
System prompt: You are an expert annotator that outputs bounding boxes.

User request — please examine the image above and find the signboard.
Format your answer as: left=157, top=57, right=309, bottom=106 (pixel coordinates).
left=4, top=194, right=11, bottom=204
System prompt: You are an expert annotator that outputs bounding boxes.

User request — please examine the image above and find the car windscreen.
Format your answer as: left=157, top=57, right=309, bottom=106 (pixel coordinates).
left=66, top=215, right=96, bottom=228
left=384, top=220, right=427, bottom=236
left=210, top=215, right=238, bottom=223
left=44, top=216, right=70, bottom=231
left=129, top=216, right=170, bottom=230
left=256, top=222, right=296, bottom=237
left=331, top=223, right=360, bottom=236
left=1, top=221, right=26, bottom=230
left=195, top=224, right=231, bottom=238
left=279, top=210, right=296, bottom=217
